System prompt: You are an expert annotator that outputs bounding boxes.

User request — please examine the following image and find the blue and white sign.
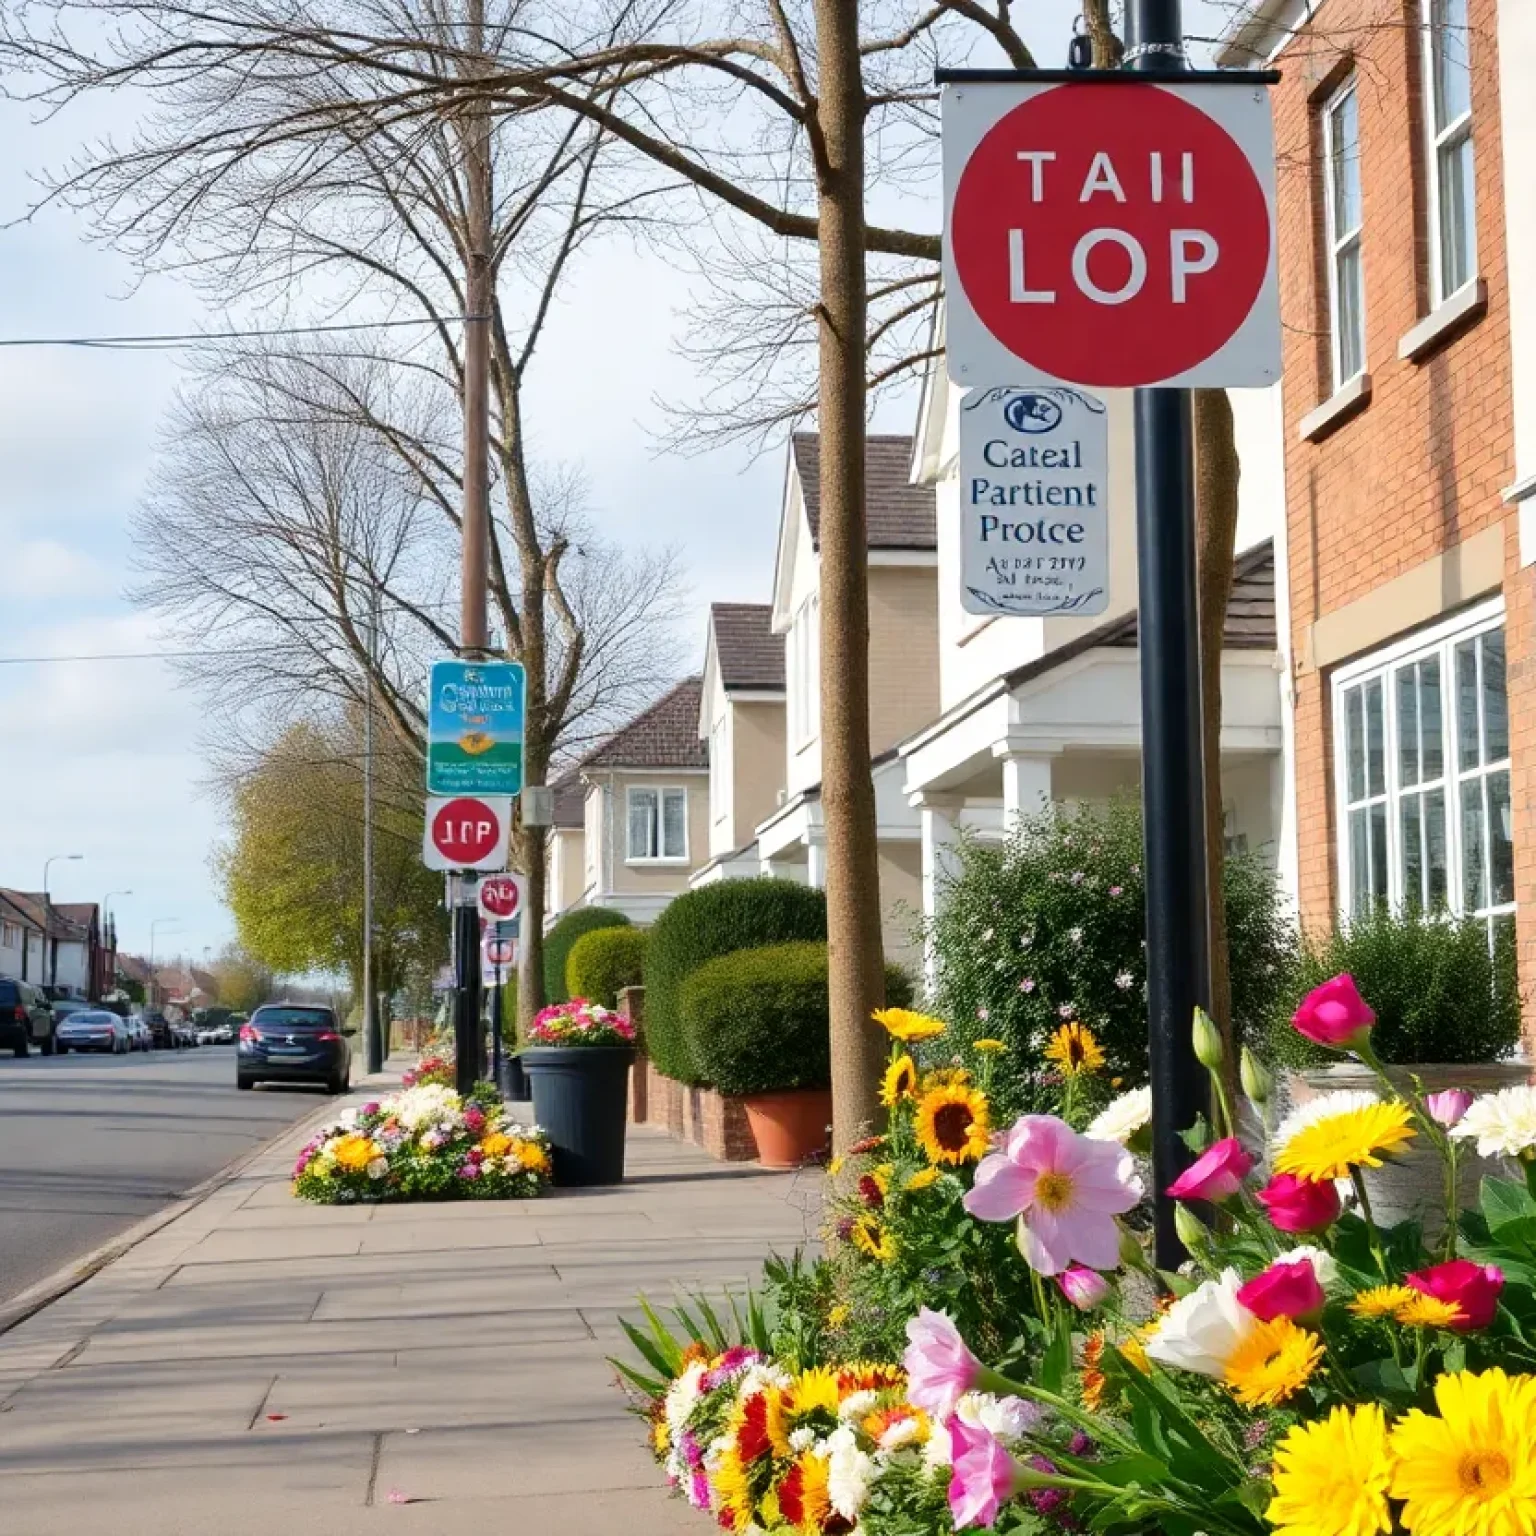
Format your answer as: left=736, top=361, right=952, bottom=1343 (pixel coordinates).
left=426, top=659, right=526, bottom=797
left=958, top=386, right=1110, bottom=618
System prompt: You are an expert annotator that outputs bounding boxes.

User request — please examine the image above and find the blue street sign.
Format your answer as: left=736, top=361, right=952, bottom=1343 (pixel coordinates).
left=426, top=659, right=525, bottom=797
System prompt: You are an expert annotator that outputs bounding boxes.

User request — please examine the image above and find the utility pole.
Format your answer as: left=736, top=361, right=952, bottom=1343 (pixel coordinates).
left=1125, top=0, right=1211, bottom=1269
left=363, top=586, right=381, bottom=1073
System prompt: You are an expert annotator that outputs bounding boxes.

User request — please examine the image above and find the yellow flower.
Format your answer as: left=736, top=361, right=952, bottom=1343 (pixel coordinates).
left=1396, top=1292, right=1467, bottom=1330
left=828, top=1156, right=844, bottom=1177
left=905, top=1166, right=941, bottom=1192
left=850, top=1215, right=898, bottom=1262
left=1350, top=1285, right=1420, bottom=1320
left=922, top=1066, right=974, bottom=1089
left=1390, top=1369, right=1536, bottom=1536
left=1222, top=1315, right=1325, bottom=1408
left=330, top=1133, right=380, bottom=1173
left=788, top=1366, right=845, bottom=1419
left=479, top=1131, right=514, bottom=1159
left=1044, top=1021, right=1106, bottom=1077
left=880, top=1054, right=918, bottom=1107
left=973, top=1038, right=1006, bottom=1054
left=513, top=1140, right=550, bottom=1173
left=1267, top=1403, right=1395, bottom=1536
left=827, top=1302, right=851, bottom=1328
left=711, top=1442, right=757, bottom=1532
left=650, top=1416, right=670, bottom=1457
left=1080, top=1333, right=1108, bottom=1412
left=1273, top=1099, right=1416, bottom=1182
left=872, top=1007, right=947, bottom=1043
left=914, top=1082, right=991, bottom=1165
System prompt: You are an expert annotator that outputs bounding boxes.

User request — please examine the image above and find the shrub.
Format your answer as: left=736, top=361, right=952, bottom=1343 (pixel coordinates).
left=921, top=797, right=1296, bottom=1120
left=682, top=941, right=915, bottom=1096
left=644, top=879, right=828, bottom=1083
left=542, top=907, right=630, bottom=1005
left=1260, top=905, right=1520, bottom=1070
left=566, top=926, right=649, bottom=1009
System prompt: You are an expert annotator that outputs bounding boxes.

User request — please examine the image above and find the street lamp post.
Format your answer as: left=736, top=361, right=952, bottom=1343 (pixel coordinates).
left=42, top=853, right=83, bottom=989
left=149, top=918, right=181, bottom=1011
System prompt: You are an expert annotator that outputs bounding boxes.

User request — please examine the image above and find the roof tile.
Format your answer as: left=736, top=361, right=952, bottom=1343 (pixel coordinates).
left=791, top=433, right=936, bottom=550
left=580, top=677, right=710, bottom=771
left=711, top=603, right=785, bottom=691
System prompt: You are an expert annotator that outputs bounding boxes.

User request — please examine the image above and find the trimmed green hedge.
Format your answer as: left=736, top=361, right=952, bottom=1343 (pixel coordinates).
left=682, top=941, right=915, bottom=1096
left=543, top=907, right=630, bottom=1005
left=566, top=926, right=649, bottom=1010
left=644, top=879, right=828, bottom=1083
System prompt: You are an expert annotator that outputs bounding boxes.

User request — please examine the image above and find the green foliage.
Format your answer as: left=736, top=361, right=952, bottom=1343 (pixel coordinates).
left=1260, top=904, right=1520, bottom=1069
left=566, top=925, right=649, bottom=1009
left=542, top=907, right=630, bottom=1005
left=681, top=941, right=915, bottom=1096
left=921, top=798, right=1296, bottom=1120
left=644, top=878, right=829, bottom=1083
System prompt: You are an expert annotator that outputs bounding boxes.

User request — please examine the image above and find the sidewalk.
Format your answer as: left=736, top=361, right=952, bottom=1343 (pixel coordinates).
left=0, top=1064, right=821, bottom=1534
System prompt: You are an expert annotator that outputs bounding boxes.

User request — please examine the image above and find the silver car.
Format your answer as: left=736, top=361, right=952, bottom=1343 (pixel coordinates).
left=56, top=1010, right=129, bottom=1054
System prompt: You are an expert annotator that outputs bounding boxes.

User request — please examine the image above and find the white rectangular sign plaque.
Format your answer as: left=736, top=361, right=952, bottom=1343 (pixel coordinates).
left=959, top=386, right=1110, bottom=618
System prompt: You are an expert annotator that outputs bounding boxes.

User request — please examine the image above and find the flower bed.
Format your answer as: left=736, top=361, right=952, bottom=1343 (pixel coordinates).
left=528, top=997, right=637, bottom=1047
left=293, top=1082, right=550, bottom=1203
left=621, top=981, right=1536, bottom=1534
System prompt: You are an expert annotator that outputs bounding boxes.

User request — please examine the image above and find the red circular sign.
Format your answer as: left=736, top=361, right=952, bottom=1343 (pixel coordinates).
left=951, top=83, right=1269, bottom=387
left=430, top=798, right=502, bottom=864
left=478, top=876, right=521, bottom=919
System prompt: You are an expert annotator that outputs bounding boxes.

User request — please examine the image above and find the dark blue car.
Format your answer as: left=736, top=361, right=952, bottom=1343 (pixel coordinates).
left=237, top=1003, right=352, bottom=1094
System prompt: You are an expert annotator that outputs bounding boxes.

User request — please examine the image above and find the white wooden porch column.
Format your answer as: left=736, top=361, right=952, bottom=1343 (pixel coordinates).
left=916, top=794, right=964, bottom=986
left=997, top=750, right=1056, bottom=829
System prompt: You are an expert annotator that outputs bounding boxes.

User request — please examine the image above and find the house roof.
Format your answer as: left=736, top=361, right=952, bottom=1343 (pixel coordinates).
left=710, top=603, right=785, bottom=692
left=117, top=954, right=154, bottom=983
left=550, top=769, right=586, bottom=829
left=0, top=891, right=89, bottom=942
left=791, top=433, right=937, bottom=551
left=579, top=677, right=710, bottom=771
left=55, top=902, right=99, bottom=932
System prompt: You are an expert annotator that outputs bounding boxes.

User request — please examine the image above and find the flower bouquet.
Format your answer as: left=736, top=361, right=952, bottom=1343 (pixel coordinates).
left=401, top=1053, right=455, bottom=1089
left=292, top=1081, right=550, bottom=1203
left=527, top=997, right=637, bottom=1047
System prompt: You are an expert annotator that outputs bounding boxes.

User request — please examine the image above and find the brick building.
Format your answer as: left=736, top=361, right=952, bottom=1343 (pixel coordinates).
left=1222, top=0, right=1531, bottom=1005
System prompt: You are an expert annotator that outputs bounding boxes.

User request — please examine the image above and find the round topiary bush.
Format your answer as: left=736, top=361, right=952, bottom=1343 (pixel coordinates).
left=543, top=907, right=631, bottom=1005
left=566, top=925, right=649, bottom=1010
left=681, top=941, right=916, bottom=1096
left=644, top=878, right=828, bottom=1084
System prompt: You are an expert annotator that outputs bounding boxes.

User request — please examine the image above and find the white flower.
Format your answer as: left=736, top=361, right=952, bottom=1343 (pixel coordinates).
left=390, top=1083, right=461, bottom=1131
left=1086, top=1086, right=1153, bottom=1146
left=1283, top=1243, right=1339, bottom=1288
left=739, top=1361, right=792, bottom=1398
left=922, top=1423, right=953, bottom=1471
left=825, top=1426, right=876, bottom=1520
left=1452, top=1084, right=1536, bottom=1159
left=1144, top=1268, right=1256, bottom=1378
left=663, top=1361, right=706, bottom=1434
left=981, top=927, right=995, bottom=943
left=1271, top=1089, right=1384, bottom=1159
left=838, top=1390, right=878, bottom=1422
left=1114, top=970, right=1134, bottom=990
left=365, top=1157, right=388, bottom=1180
left=1068, top=927, right=1084, bottom=945
left=878, top=1416, right=927, bottom=1452
left=955, top=1392, right=1042, bottom=1444
left=788, top=1426, right=818, bottom=1453
left=337, top=1107, right=361, bottom=1130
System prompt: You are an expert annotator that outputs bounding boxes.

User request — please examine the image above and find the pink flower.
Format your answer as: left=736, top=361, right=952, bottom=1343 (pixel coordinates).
left=949, top=1419, right=1019, bottom=1529
left=903, top=1308, right=981, bottom=1419
left=1057, top=1265, right=1109, bottom=1311
left=964, top=1115, right=1143, bottom=1276
left=1291, top=974, right=1376, bottom=1050
left=1255, top=1172, right=1342, bottom=1233
left=1425, top=1089, right=1474, bottom=1129
left=1166, top=1137, right=1254, bottom=1203
left=1237, top=1257, right=1326, bottom=1321
left=1406, top=1260, right=1504, bottom=1331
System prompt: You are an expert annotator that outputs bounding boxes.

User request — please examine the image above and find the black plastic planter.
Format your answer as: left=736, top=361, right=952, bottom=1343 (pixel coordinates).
left=522, top=1045, right=634, bottom=1187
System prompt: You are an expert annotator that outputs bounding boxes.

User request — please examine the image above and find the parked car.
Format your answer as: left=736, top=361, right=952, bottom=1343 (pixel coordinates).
left=175, top=1022, right=199, bottom=1048
left=126, top=1017, right=152, bottom=1052
left=0, top=978, right=55, bottom=1057
left=56, top=1009, right=130, bottom=1054
left=141, top=1011, right=177, bottom=1049
left=237, top=1003, right=352, bottom=1093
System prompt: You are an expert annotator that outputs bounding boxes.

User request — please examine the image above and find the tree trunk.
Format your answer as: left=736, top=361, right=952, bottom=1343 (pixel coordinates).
left=1193, top=387, right=1240, bottom=1081
left=813, top=0, right=887, bottom=1151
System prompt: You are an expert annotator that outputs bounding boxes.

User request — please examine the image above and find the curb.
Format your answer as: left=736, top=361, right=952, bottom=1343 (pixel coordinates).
left=0, top=1063, right=404, bottom=1342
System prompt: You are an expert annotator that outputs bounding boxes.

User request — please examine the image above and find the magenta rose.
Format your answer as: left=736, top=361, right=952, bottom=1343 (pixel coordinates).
left=1166, top=1137, right=1253, bottom=1203
left=1291, top=973, right=1375, bottom=1050
left=1256, top=1171, right=1342, bottom=1233
left=1406, top=1260, right=1504, bottom=1331
left=1237, top=1256, right=1326, bottom=1321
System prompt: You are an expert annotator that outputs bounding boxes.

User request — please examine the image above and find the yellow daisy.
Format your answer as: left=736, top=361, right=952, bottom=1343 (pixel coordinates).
left=1273, top=1097, right=1416, bottom=1182
left=879, top=1053, right=918, bottom=1108
left=330, top=1133, right=380, bottom=1173
left=905, top=1166, right=941, bottom=1192
left=1350, top=1285, right=1419, bottom=1320
left=1396, top=1292, right=1467, bottom=1330
left=827, top=1302, right=851, bottom=1328
left=1044, top=1021, right=1106, bottom=1077
left=872, top=1007, right=947, bottom=1043
left=850, top=1214, right=898, bottom=1262
left=479, top=1131, right=514, bottom=1159
left=1267, top=1403, right=1394, bottom=1536
left=1390, top=1369, right=1536, bottom=1536
left=1222, top=1315, right=1325, bottom=1408
left=973, top=1038, right=1007, bottom=1054
left=914, top=1082, right=991, bottom=1165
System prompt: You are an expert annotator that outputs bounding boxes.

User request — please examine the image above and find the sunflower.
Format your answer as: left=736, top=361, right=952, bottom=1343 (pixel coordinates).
left=879, top=1054, right=918, bottom=1108
left=905, top=1166, right=941, bottom=1192
left=777, top=1450, right=832, bottom=1533
left=872, top=1007, right=947, bottom=1043
left=1390, top=1369, right=1536, bottom=1536
left=914, top=1082, right=991, bottom=1165
left=1044, top=1021, right=1106, bottom=1077
left=1350, top=1285, right=1419, bottom=1320
left=1396, top=1293, right=1467, bottom=1330
left=850, top=1214, right=898, bottom=1262
left=1267, top=1403, right=1395, bottom=1536
left=789, top=1366, right=845, bottom=1420
left=1223, top=1316, right=1325, bottom=1408
left=711, top=1444, right=759, bottom=1532
left=1273, top=1095, right=1416, bottom=1182
left=973, top=1038, right=1006, bottom=1054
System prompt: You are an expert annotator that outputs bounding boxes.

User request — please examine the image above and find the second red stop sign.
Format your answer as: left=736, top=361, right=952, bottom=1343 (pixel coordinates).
left=945, top=80, right=1276, bottom=389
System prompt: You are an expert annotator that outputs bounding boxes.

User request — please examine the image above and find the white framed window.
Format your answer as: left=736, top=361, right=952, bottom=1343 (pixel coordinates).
left=710, top=716, right=729, bottom=825
left=627, top=786, right=688, bottom=862
left=1322, top=77, right=1365, bottom=389
left=1, top=922, right=17, bottom=949
left=1333, top=601, right=1512, bottom=941
left=1424, top=0, right=1476, bottom=304
left=792, top=594, right=820, bottom=746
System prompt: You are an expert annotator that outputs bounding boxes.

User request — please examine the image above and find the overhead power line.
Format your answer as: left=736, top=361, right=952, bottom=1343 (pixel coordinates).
left=0, top=314, right=490, bottom=352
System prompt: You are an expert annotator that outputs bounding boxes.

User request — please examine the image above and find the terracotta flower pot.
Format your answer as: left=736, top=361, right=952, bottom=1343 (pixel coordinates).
left=742, top=1087, right=833, bottom=1170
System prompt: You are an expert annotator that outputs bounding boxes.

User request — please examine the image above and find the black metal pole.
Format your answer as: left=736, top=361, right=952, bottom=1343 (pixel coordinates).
left=1127, top=0, right=1213, bottom=1270
left=453, top=879, right=481, bottom=1095
left=491, top=960, right=504, bottom=1094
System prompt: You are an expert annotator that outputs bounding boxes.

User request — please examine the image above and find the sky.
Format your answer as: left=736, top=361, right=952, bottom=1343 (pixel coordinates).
left=0, top=0, right=1231, bottom=968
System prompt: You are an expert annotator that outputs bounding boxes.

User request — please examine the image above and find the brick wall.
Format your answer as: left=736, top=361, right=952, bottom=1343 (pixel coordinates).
left=1272, top=0, right=1518, bottom=939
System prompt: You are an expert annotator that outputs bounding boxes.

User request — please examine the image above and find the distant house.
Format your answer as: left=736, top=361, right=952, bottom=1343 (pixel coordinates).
left=0, top=893, right=45, bottom=985
left=0, top=891, right=104, bottom=997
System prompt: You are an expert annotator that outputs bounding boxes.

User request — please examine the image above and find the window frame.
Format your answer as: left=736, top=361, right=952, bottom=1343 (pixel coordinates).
left=1331, top=598, right=1512, bottom=940
left=1321, top=75, right=1365, bottom=391
left=625, top=784, right=690, bottom=864
left=1422, top=0, right=1477, bottom=307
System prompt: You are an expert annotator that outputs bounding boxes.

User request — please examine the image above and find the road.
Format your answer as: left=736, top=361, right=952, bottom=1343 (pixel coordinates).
left=0, top=1045, right=333, bottom=1306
